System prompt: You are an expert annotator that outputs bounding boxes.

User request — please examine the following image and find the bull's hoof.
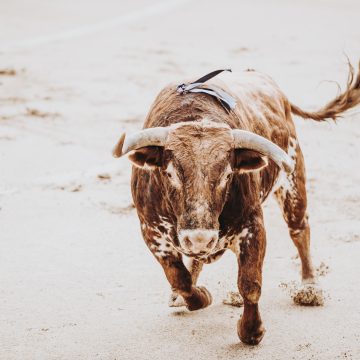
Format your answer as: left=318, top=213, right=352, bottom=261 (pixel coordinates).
left=291, top=283, right=324, bottom=306
left=168, top=291, right=186, bottom=308
left=186, top=286, right=212, bottom=311
left=237, top=318, right=265, bottom=345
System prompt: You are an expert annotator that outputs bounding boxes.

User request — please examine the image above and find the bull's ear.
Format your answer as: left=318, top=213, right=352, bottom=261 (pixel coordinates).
left=232, top=149, right=268, bottom=173
left=128, top=146, right=164, bottom=169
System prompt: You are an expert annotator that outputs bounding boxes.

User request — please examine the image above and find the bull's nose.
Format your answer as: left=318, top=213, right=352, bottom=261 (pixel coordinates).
left=178, top=229, right=218, bottom=254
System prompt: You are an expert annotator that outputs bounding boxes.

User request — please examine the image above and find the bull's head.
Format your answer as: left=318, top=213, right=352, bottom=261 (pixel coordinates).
left=113, top=120, right=293, bottom=256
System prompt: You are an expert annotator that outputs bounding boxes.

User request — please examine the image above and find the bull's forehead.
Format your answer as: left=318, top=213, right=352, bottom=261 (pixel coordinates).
left=166, top=122, right=234, bottom=163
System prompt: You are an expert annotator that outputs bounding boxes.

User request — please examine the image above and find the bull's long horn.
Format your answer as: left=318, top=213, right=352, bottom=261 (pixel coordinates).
left=232, top=129, right=294, bottom=173
left=112, top=127, right=170, bottom=158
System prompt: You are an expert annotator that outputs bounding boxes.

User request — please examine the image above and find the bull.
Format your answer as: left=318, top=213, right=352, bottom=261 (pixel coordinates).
left=113, top=63, right=360, bottom=344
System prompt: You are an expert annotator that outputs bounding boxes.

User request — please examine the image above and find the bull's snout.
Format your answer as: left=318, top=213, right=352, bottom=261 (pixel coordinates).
left=178, top=229, right=218, bottom=255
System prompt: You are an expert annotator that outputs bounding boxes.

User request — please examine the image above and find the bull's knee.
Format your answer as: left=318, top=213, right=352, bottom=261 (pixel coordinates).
left=239, top=279, right=261, bottom=304
left=289, top=222, right=316, bottom=283
left=288, top=215, right=308, bottom=236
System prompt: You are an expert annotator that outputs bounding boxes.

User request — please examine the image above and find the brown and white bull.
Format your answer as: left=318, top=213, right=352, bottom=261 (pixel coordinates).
left=113, top=63, right=360, bottom=345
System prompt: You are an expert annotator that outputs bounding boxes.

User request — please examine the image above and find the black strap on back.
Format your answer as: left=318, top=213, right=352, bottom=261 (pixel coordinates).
left=176, top=69, right=236, bottom=112
left=192, top=69, right=232, bottom=84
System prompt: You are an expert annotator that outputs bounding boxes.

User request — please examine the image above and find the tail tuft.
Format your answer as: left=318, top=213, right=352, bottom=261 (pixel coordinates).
left=290, top=61, right=360, bottom=121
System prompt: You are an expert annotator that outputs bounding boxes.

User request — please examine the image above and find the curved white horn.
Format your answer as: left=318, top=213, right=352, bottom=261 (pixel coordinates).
left=112, top=127, right=170, bottom=158
left=232, top=129, right=294, bottom=173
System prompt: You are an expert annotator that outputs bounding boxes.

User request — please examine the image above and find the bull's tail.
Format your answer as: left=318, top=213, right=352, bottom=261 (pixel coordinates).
left=290, top=61, right=360, bottom=121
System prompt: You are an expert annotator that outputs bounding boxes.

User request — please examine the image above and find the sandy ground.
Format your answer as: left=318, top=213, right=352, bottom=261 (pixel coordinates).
left=1, top=0, right=360, bottom=359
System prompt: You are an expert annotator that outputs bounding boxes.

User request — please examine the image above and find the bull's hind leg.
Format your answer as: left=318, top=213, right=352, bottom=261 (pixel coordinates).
left=274, top=139, right=324, bottom=305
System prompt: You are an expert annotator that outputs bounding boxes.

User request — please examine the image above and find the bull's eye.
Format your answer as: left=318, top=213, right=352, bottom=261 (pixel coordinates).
left=226, top=173, right=232, bottom=181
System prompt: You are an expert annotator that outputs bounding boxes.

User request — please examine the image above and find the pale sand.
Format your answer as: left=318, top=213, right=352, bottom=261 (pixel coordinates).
left=0, top=0, right=359, bottom=359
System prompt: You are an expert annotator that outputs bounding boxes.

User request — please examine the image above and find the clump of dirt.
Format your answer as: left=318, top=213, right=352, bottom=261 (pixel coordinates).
left=223, top=291, right=244, bottom=307
left=0, top=68, right=17, bottom=76
left=25, top=108, right=60, bottom=118
left=291, top=285, right=324, bottom=306
left=97, top=173, right=111, bottom=181
left=57, top=184, right=83, bottom=192
left=231, top=46, right=251, bottom=54
left=279, top=281, right=326, bottom=306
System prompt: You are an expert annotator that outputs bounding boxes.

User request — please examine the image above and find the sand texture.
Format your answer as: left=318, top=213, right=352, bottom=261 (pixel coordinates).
left=1, top=0, right=359, bottom=359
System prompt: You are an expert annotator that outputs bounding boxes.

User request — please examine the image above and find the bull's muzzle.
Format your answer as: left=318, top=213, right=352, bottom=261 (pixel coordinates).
left=178, top=229, right=218, bottom=255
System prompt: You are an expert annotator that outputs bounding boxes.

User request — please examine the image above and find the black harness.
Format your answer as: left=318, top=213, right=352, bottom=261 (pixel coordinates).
left=176, top=69, right=236, bottom=112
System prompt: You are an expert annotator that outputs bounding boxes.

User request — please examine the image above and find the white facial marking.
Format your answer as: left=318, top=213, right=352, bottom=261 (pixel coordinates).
left=193, top=199, right=209, bottom=218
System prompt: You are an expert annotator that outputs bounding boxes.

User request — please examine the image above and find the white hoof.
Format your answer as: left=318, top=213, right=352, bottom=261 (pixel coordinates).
left=223, top=291, right=244, bottom=307
left=168, top=291, right=186, bottom=307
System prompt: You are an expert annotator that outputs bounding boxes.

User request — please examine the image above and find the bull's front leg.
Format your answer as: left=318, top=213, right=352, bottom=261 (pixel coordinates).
left=158, top=256, right=212, bottom=311
left=169, top=258, right=204, bottom=307
left=142, top=222, right=212, bottom=311
left=233, top=213, right=266, bottom=345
